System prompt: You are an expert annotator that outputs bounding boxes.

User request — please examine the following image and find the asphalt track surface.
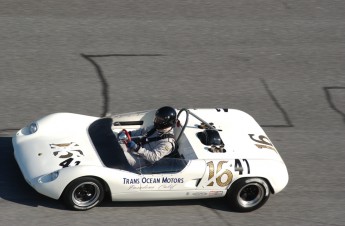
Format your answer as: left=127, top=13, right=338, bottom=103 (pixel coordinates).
left=1, top=1, right=345, bottom=225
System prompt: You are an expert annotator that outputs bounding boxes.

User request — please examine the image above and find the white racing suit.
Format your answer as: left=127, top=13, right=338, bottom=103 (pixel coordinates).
left=121, top=126, right=175, bottom=169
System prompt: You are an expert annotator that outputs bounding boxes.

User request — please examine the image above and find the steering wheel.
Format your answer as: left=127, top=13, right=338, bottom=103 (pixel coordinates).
left=118, top=129, right=132, bottom=143
left=122, top=129, right=131, bottom=142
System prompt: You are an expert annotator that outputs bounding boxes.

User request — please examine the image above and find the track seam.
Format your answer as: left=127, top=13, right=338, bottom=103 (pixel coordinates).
left=81, top=53, right=165, bottom=117
left=260, top=78, right=293, bottom=128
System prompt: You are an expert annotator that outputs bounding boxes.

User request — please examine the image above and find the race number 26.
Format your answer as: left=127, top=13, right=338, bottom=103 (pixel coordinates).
left=206, top=161, right=233, bottom=187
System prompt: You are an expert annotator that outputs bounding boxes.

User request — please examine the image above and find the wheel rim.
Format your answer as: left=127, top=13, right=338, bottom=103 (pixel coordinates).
left=237, top=183, right=264, bottom=208
left=72, top=182, right=100, bottom=207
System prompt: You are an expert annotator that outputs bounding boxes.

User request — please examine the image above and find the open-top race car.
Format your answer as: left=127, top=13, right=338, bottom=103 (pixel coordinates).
left=12, top=108, right=288, bottom=211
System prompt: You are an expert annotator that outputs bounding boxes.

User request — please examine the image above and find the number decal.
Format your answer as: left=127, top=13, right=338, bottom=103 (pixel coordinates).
left=235, top=159, right=243, bottom=175
left=216, top=108, right=229, bottom=112
left=249, top=134, right=272, bottom=146
left=206, top=161, right=233, bottom=187
left=59, top=158, right=81, bottom=168
left=235, top=159, right=250, bottom=175
left=59, top=158, right=74, bottom=168
left=216, top=161, right=233, bottom=187
left=50, top=142, right=84, bottom=168
left=207, top=161, right=215, bottom=186
left=243, top=159, right=250, bottom=174
left=249, top=134, right=277, bottom=152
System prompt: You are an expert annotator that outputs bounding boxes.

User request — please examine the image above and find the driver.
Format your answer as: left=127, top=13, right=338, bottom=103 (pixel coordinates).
left=118, top=106, right=177, bottom=169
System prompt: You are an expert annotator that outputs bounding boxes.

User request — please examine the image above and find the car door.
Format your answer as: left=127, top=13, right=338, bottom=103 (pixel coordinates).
left=137, top=158, right=206, bottom=200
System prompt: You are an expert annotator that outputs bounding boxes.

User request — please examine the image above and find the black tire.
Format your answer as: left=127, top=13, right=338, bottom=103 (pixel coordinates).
left=62, top=177, right=104, bottom=211
left=226, top=178, right=270, bottom=212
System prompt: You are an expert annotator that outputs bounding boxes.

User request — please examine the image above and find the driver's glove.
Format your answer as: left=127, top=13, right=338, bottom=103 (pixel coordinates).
left=118, top=131, right=129, bottom=144
left=118, top=131, right=127, bottom=140
left=127, top=141, right=139, bottom=152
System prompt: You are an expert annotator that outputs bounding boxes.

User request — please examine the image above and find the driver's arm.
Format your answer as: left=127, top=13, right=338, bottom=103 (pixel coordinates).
left=129, top=126, right=150, bottom=137
left=136, top=140, right=174, bottom=164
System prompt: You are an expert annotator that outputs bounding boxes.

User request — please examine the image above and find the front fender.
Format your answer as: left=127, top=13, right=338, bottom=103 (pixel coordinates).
left=31, top=165, right=137, bottom=200
left=244, top=159, right=289, bottom=194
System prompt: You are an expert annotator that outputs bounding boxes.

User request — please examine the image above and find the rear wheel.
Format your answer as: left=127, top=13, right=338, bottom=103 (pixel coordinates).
left=62, top=177, right=104, bottom=210
left=226, top=178, right=270, bottom=212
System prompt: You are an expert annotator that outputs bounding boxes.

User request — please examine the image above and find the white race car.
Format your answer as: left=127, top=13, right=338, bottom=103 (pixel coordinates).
left=12, top=108, right=288, bottom=212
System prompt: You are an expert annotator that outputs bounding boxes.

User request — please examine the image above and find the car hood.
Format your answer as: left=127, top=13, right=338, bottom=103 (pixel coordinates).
left=13, top=113, right=103, bottom=180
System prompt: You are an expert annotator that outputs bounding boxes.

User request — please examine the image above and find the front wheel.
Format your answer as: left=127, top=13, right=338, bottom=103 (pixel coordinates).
left=226, top=178, right=270, bottom=212
left=62, top=177, right=104, bottom=211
